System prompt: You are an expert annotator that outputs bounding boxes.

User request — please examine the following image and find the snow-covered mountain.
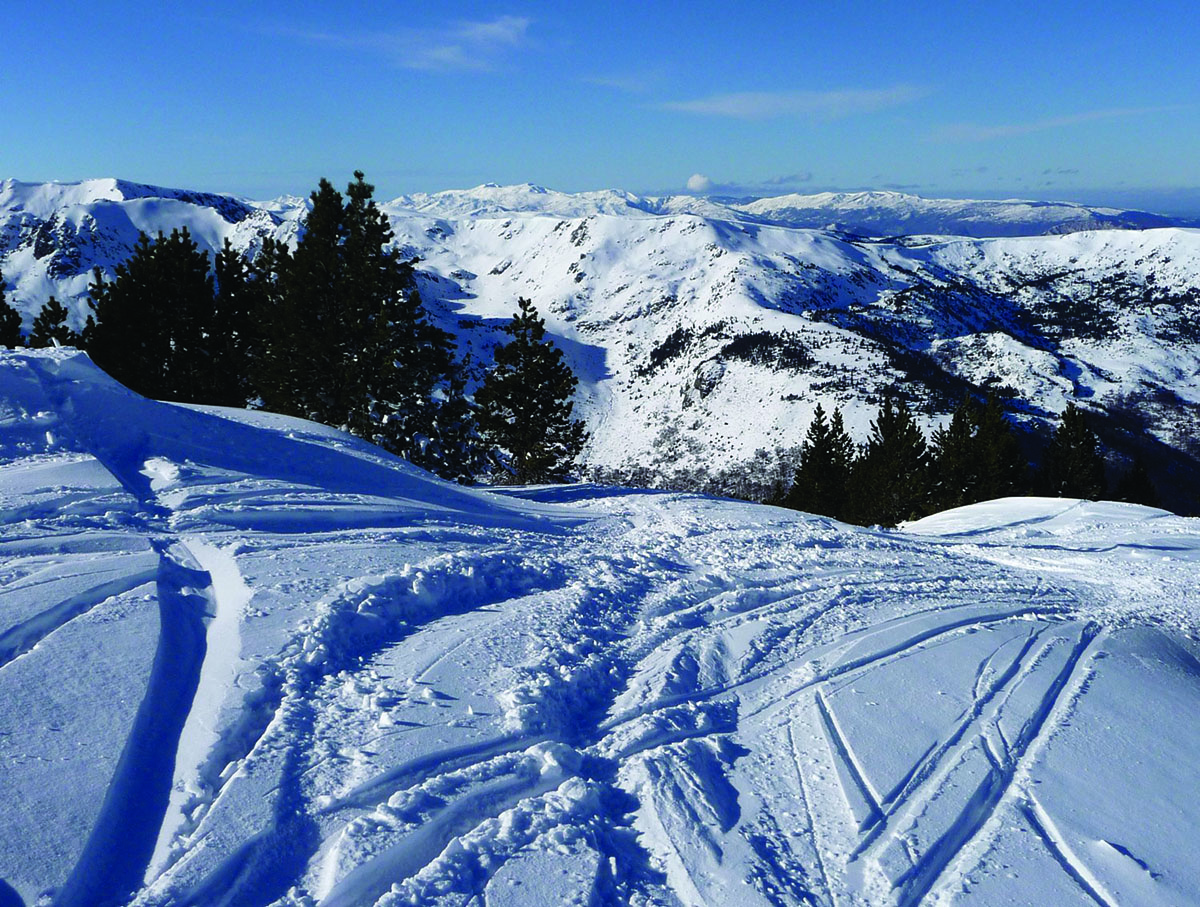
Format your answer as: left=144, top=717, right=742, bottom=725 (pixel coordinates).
left=390, top=183, right=1191, bottom=236
left=3, top=347, right=1200, bottom=906
left=4, top=178, right=1200, bottom=507
left=733, top=189, right=1189, bottom=236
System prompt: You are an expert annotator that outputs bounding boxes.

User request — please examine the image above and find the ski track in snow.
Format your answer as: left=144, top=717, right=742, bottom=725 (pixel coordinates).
left=2, top=350, right=1200, bottom=906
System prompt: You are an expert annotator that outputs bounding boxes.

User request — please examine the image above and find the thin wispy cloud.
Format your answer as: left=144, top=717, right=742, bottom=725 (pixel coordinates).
left=660, top=85, right=928, bottom=120
left=583, top=65, right=671, bottom=95
left=932, top=106, right=1181, bottom=142
left=276, top=15, right=533, bottom=73
left=764, top=172, right=814, bottom=186
left=586, top=74, right=650, bottom=93
left=679, top=172, right=817, bottom=196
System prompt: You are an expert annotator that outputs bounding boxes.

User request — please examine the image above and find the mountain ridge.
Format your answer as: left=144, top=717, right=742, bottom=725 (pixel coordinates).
left=5, top=177, right=1192, bottom=235
left=385, top=181, right=1192, bottom=236
left=3, top=177, right=1200, bottom=509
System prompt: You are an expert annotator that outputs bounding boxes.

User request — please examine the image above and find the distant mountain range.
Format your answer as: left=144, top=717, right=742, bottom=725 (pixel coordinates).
left=4, top=177, right=1200, bottom=508
left=391, top=182, right=1194, bottom=236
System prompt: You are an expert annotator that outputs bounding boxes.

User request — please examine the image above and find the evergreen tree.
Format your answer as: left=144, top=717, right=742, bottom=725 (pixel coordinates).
left=0, top=268, right=23, bottom=348
left=974, top=396, right=1028, bottom=500
left=1115, top=456, right=1158, bottom=507
left=930, top=396, right=1028, bottom=510
left=255, top=177, right=361, bottom=425
left=209, top=238, right=265, bottom=407
left=253, top=172, right=477, bottom=479
left=785, top=404, right=855, bottom=519
left=851, top=396, right=931, bottom=526
left=476, top=297, right=588, bottom=484
left=371, top=287, right=457, bottom=464
left=408, top=366, right=491, bottom=484
left=28, top=296, right=81, bottom=347
left=88, top=228, right=218, bottom=402
left=1039, top=403, right=1106, bottom=499
left=930, top=397, right=981, bottom=511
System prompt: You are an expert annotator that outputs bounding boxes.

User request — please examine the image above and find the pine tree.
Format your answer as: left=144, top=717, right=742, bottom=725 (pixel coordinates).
left=930, top=396, right=1028, bottom=510
left=1115, top=456, right=1158, bottom=507
left=476, top=297, right=588, bottom=484
left=0, top=268, right=22, bottom=348
left=255, top=176, right=361, bottom=426
left=28, top=296, right=81, bottom=347
left=209, top=238, right=265, bottom=407
left=851, top=396, right=931, bottom=526
left=785, top=404, right=855, bottom=519
left=88, top=228, right=218, bottom=402
left=253, top=172, right=477, bottom=479
left=930, top=397, right=981, bottom=511
left=1039, top=403, right=1106, bottom=499
left=409, top=367, right=491, bottom=484
left=371, top=287, right=457, bottom=463
left=974, top=396, right=1028, bottom=500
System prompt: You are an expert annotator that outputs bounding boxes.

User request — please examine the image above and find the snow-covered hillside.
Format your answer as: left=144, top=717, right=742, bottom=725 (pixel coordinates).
left=2, top=348, right=1199, bottom=907
left=387, top=183, right=1191, bottom=236
left=734, top=189, right=1190, bottom=236
left=4, top=178, right=1200, bottom=507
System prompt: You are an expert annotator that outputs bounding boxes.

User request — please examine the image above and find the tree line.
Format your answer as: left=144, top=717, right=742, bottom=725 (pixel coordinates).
left=0, top=172, right=586, bottom=485
left=776, top=395, right=1158, bottom=526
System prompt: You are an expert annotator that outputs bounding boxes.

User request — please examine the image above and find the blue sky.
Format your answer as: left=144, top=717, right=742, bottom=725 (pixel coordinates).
left=6, top=1, right=1199, bottom=212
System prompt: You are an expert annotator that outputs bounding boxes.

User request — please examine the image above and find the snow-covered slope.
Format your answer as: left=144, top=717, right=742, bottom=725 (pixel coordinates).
left=388, top=183, right=1191, bottom=236
left=735, top=189, right=1189, bottom=236
left=4, top=179, right=1200, bottom=507
left=2, top=347, right=1199, bottom=906
left=0, top=178, right=292, bottom=323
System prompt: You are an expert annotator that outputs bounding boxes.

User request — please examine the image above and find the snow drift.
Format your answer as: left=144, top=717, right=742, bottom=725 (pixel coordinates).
left=1, top=348, right=1199, bottom=906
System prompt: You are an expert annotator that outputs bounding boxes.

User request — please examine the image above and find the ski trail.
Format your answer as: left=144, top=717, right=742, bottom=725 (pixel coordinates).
left=894, top=622, right=1103, bottom=907
left=821, top=605, right=1059, bottom=685
left=600, top=576, right=914, bottom=735
left=815, top=688, right=882, bottom=831
left=159, top=553, right=576, bottom=903
left=788, top=722, right=835, bottom=907
left=1023, top=797, right=1118, bottom=907
left=0, top=565, right=158, bottom=670
left=747, top=604, right=1058, bottom=723
left=147, top=539, right=251, bottom=878
left=320, top=768, right=566, bottom=907
left=325, top=733, right=545, bottom=811
left=54, top=540, right=214, bottom=907
left=851, top=626, right=1045, bottom=858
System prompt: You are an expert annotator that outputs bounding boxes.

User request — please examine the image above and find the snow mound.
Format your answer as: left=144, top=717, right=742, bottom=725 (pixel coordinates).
left=2, top=348, right=1200, bottom=906
left=903, top=496, right=1173, bottom=536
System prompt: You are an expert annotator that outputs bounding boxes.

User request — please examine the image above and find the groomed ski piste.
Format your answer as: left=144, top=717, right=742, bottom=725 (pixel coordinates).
left=2, top=348, right=1198, bottom=907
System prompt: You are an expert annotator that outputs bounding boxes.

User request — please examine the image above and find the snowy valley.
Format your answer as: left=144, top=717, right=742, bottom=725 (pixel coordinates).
left=2, top=348, right=1199, bottom=907
left=3, top=178, right=1200, bottom=508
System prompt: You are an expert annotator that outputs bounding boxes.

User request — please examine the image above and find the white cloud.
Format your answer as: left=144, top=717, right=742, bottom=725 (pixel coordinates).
left=278, top=15, right=533, bottom=73
left=764, top=171, right=813, bottom=186
left=403, top=16, right=533, bottom=72
left=583, top=66, right=668, bottom=95
left=661, top=85, right=927, bottom=120
left=931, top=106, right=1181, bottom=142
left=454, top=15, right=529, bottom=46
left=675, top=173, right=822, bottom=196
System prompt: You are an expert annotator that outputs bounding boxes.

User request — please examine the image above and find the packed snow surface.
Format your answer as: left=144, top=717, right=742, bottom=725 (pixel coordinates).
left=2, top=349, right=1200, bottom=906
